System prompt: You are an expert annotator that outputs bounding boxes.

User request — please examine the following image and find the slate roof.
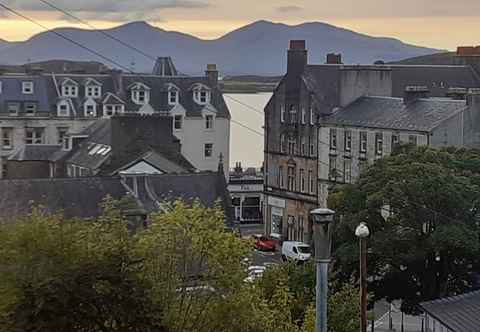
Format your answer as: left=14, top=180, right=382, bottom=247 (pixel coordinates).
left=419, top=290, right=480, bottom=332
left=8, top=145, right=61, bottom=161
left=390, top=65, right=480, bottom=97
left=0, top=172, right=233, bottom=226
left=0, top=59, right=230, bottom=119
left=303, top=65, right=341, bottom=115
left=322, top=96, right=467, bottom=132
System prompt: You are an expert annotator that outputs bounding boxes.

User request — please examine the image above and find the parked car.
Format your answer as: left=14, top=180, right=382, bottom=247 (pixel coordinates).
left=281, top=241, right=311, bottom=262
left=252, top=234, right=277, bottom=251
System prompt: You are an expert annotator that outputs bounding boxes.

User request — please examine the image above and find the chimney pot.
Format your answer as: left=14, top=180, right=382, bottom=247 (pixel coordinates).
left=326, top=53, right=342, bottom=64
left=289, top=40, right=306, bottom=50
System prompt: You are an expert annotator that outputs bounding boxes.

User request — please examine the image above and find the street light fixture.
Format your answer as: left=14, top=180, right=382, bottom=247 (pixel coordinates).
left=310, top=208, right=335, bottom=332
left=355, top=222, right=370, bottom=332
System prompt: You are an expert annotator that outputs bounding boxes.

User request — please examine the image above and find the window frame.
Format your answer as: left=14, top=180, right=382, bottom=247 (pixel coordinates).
left=329, top=156, right=337, bottom=181
left=57, top=127, right=69, bottom=145
left=330, top=128, right=337, bottom=150
left=25, top=102, right=37, bottom=116
left=86, top=85, right=101, bottom=98
left=1, top=128, right=13, bottom=150
left=278, top=166, right=284, bottom=188
left=22, top=81, right=34, bottom=94
left=300, top=168, right=305, bottom=193
left=205, top=114, right=214, bottom=130
left=359, top=131, right=368, bottom=153
left=287, top=165, right=296, bottom=191
left=62, top=84, right=78, bottom=97
left=375, top=133, right=383, bottom=155
left=25, top=127, right=45, bottom=145
left=174, top=115, right=183, bottom=130
left=7, top=103, right=19, bottom=116
left=344, top=159, right=352, bottom=183
left=280, top=134, right=285, bottom=153
left=204, top=143, right=213, bottom=158
left=308, top=170, right=314, bottom=194
left=280, top=105, right=285, bottom=123
left=344, top=130, right=352, bottom=152
left=289, top=105, right=297, bottom=124
left=301, top=107, right=306, bottom=124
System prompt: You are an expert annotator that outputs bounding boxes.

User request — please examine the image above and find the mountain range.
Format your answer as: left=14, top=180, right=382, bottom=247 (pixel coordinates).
left=0, top=20, right=442, bottom=75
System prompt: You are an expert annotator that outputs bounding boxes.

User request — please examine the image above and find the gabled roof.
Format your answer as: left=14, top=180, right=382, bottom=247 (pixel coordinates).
left=419, top=290, right=480, bottom=332
left=102, top=92, right=125, bottom=105
left=59, top=77, right=78, bottom=86
left=0, top=172, right=233, bottom=226
left=84, top=77, right=102, bottom=86
left=322, top=96, right=467, bottom=132
left=127, top=82, right=151, bottom=90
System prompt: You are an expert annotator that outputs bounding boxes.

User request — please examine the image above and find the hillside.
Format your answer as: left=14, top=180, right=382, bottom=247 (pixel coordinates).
left=390, top=52, right=456, bottom=65
left=0, top=20, right=441, bottom=75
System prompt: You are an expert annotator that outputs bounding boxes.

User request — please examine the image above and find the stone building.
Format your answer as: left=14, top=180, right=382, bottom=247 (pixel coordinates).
left=318, top=88, right=480, bottom=205
left=229, top=163, right=263, bottom=224
left=0, top=57, right=230, bottom=178
left=264, top=40, right=480, bottom=242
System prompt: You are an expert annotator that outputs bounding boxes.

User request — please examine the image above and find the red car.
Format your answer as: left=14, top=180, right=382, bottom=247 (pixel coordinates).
left=252, top=234, right=277, bottom=252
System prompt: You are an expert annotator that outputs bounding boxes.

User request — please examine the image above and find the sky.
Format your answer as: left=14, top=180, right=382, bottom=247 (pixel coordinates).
left=0, top=0, right=479, bottom=50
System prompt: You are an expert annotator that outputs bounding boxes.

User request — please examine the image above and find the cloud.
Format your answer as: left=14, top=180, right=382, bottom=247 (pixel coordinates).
left=276, top=5, right=303, bottom=13
left=3, top=0, right=209, bottom=21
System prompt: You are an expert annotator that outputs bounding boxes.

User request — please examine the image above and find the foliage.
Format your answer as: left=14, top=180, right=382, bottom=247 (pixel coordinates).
left=329, top=145, right=480, bottom=313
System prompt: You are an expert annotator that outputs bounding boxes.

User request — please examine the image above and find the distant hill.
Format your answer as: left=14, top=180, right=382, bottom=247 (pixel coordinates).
left=0, top=20, right=442, bottom=75
left=390, top=52, right=457, bottom=65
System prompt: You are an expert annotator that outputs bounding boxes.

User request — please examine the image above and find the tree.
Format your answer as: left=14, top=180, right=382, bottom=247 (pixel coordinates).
left=329, top=145, right=480, bottom=313
left=0, top=204, right=164, bottom=332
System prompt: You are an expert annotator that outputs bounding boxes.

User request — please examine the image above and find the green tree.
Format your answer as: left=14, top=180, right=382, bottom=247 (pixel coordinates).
left=329, top=145, right=480, bottom=313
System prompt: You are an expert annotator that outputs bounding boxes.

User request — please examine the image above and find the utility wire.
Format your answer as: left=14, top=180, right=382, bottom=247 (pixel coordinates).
left=9, top=2, right=474, bottom=226
left=38, top=0, right=158, bottom=62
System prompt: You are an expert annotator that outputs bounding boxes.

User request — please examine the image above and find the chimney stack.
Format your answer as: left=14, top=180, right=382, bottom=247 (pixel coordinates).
left=205, top=64, right=218, bottom=87
left=403, top=85, right=429, bottom=105
left=326, top=53, right=342, bottom=64
left=287, top=40, right=307, bottom=76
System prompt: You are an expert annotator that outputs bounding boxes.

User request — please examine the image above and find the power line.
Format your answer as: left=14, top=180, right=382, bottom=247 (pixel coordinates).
left=0, top=2, right=138, bottom=73
left=223, top=94, right=264, bottom=116
left=38, top=0, right=158, bottom=62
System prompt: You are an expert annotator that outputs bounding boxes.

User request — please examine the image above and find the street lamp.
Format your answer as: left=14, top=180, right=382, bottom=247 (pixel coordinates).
left=310, top=208, right=335, bottom=332
left=355, top=222, right=370, bottom=332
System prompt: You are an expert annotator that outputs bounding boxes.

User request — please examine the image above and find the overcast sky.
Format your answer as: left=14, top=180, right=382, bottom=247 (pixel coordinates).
left=1, top=0, right=479, bottom=50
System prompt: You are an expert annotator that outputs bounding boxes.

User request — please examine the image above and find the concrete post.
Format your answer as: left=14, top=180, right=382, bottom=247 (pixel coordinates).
left=316, top=261, right=329, bottom=332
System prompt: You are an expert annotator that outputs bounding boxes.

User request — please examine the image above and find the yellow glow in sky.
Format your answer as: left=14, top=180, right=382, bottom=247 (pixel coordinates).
left=1, top=16, right=480, bottom=51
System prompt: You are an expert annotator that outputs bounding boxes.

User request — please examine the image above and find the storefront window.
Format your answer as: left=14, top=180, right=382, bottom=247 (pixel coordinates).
left=271, top=207, right=283, bottom=238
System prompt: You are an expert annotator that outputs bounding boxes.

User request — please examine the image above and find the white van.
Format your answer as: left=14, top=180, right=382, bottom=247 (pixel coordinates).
left=281, top=241, right=312, bottom=262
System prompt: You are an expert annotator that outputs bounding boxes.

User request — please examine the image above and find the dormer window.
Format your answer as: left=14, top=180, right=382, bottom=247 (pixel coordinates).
left=86, top=85, right=101, bottom=98
left=62, top=85, right=78, bottom=97
left=25, top=102, right=36, bottom=116
left=84, top=99, right=97, bottom=117
left=103, top=104, right=124, bottom=117
left=129, top=82, right=150, bottom=105
left=7, top=103, right=19, bottom=116
left=22, top=81, right=34, bottom=94
left=169, top=90, right=179, bottom=105
left=192, top=84, right=211, bottom=105
left=57, top=100, right=70, bottom=117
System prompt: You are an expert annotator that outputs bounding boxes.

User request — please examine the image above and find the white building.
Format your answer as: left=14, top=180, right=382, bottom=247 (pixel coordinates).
left=0, top=58, right=230, bottom=178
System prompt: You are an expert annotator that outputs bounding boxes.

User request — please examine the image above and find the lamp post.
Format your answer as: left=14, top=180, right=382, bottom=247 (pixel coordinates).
left=310, top=208, right=335, bottom=332
left=355, top=222, right=370, bottom=332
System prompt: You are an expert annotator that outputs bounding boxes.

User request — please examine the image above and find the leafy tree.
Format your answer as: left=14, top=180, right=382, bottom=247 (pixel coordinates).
left=329, top=145, right=480, bottom=313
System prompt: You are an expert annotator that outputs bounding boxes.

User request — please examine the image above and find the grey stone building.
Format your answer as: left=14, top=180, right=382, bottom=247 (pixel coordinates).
left=318, top=88, right=480, bottom=205
left=0, top=58, right=230, bottom=179
left=264, top=40, right=480, bottom=242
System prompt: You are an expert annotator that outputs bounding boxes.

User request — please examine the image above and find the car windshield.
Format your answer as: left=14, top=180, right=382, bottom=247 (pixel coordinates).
left=297, top=246, right=311, bottom=254
left=260, top=236, right=270, bottom=241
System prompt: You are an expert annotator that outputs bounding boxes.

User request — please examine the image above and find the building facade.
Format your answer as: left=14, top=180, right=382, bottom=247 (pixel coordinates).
left=264, top=40, right=480, bottom=241
left=229, top=163, right=263, bottom=224
left=0, top=58, right=230, bottom=178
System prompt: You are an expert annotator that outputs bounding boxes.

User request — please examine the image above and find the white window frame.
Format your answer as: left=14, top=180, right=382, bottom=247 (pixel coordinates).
left=7, top=103, right=19, bottom=116
left=280, top=105, right=285, bottom=123
left=279, top=166, right=284, bottom=188
left=301, top=107, right=306, bottom=124
left=205, top=114, right=214, bottom=130
left=310, top=107, right=315, bottom=125
left=330, top=129, right=337, bottom=150
left=1, top=128, right=13, bottom=150
left=344, top=159, right=352, bottom=183
left=204, top=143, right=213, bottom=158
left=103, top=104, right=123, bottom=117
left=193, top=88, right=210, bottom=105
left=25, top=127, right=44, bottom=145
left=280, top=134, right=285, bottom=153
left=168, top=90, right=179, bottom=105
left=25, top=102, right=36, bottom=116
left=345, top=130, right=352, bottom=152
left=132, top=89, right=149, bottom=105
left=22, top=81, right=34, bottom=94
left=300, top=169, right=305, bottom=192
left=359, top=132, right=367, bottom=153
left=62, top=85, right=78, bottom=97
left=57, top=101, right=70, bottom=117
left=57, top=127, right=69, bottom=145
left=86, top=85, right=101, bottom=98
left=173, top=115, right=183, bottom=130
left=375, top=133, right=383, bottom=155
left=84, top=102, right=97, bottom=117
